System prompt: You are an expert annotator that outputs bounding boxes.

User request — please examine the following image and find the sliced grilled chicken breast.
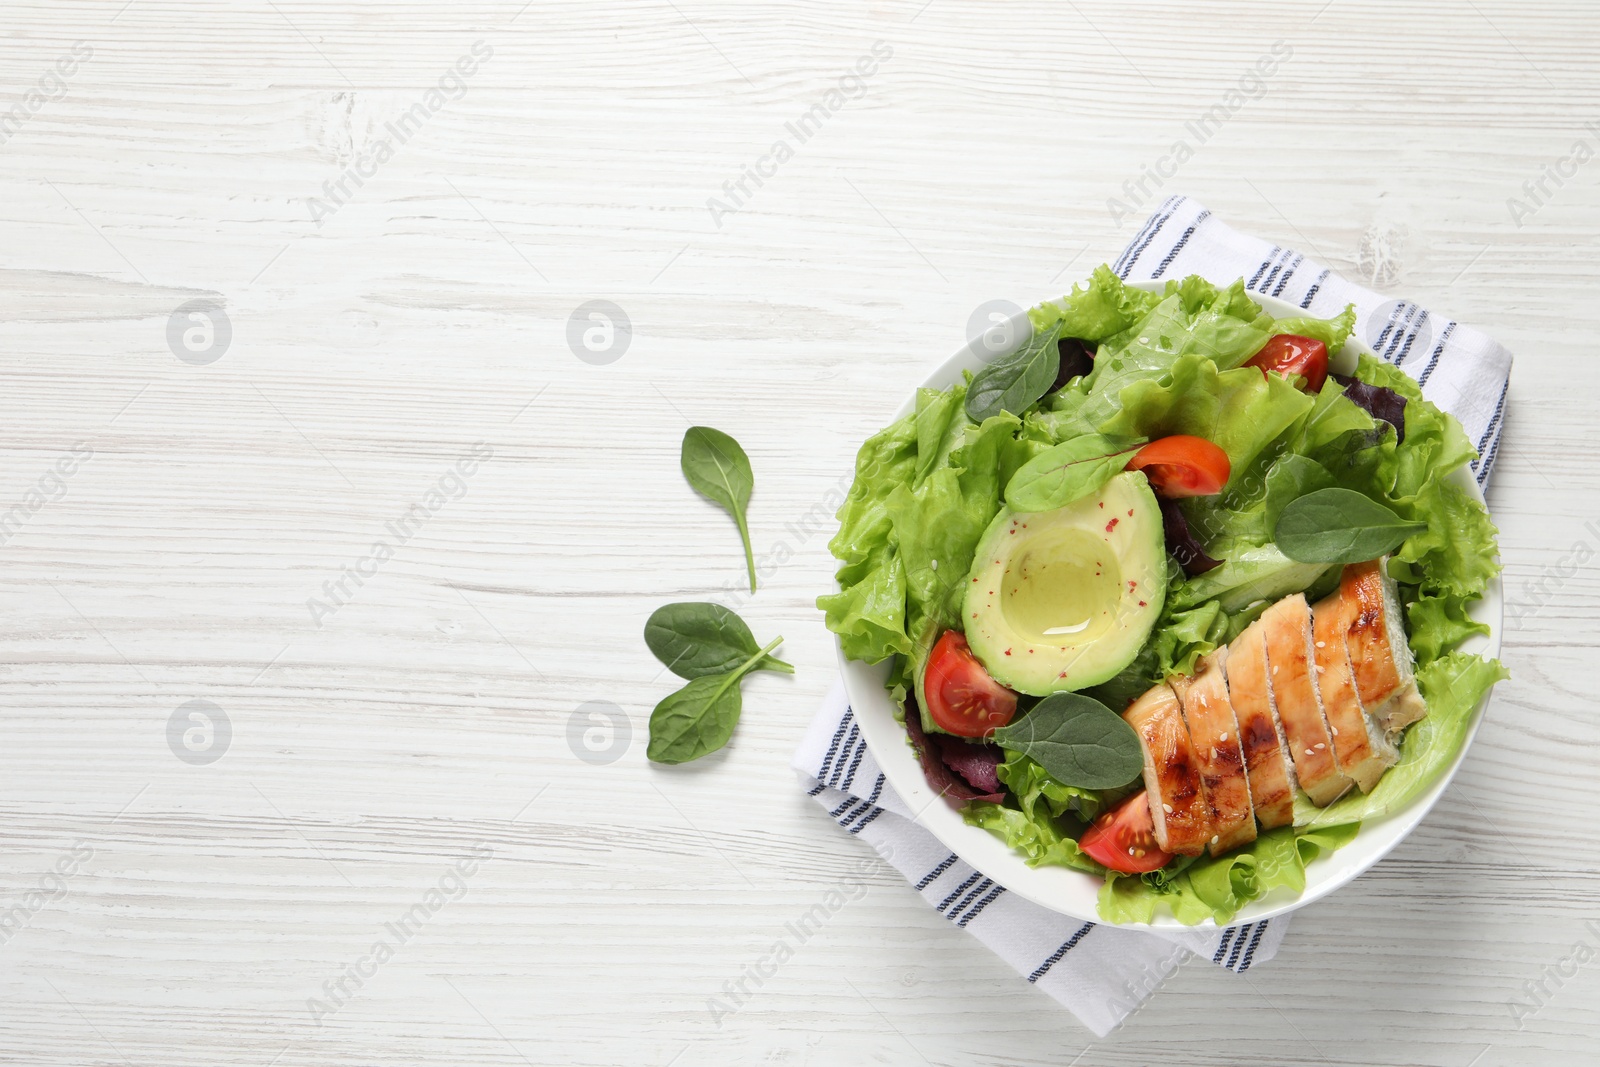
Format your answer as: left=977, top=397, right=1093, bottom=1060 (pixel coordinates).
left=1312, top=592, right=1399, bottom=792
left=1170, top=648, right=1256, bottom=856
left=1223, top=618, right=1298, bottom=829
left=1122, top=682, right=1214, bottom=856
left=1342, top=559, right=1428, bottom=733
left=1261, top=593, right=1353, bottom=806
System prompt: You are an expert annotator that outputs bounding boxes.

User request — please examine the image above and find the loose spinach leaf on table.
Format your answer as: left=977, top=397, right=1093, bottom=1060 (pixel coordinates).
left=965, top=317, right=1064, bottom=423
left=991, top=692, right=1143, bottom=790
left=1005, top=434, right=1139, bottom=512
left=1273, top=486, right=1428, bottom=564
left=647, top=636, right=784, bottom=764
left=644, top=602, right=794, bottom=679
left=681, top=426, right=758, bottom=592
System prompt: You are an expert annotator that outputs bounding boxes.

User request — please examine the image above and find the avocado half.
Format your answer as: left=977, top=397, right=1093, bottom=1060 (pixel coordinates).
left=963, top=471, right=1167, bottom=696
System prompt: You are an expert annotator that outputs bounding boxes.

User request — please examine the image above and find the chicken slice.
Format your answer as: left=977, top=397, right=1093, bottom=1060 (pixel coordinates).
left=1121, top=682, right=1214, bottom=856
left=1170, top=648, right=1255, bottom=856
left=1312, top=592, right=1398, bottom=792
left=1223, top=618, right=1298, bottom=829
left=1341, top=558, right=1428, bottom=734
left=1260, top=593, right=1353, bottom=806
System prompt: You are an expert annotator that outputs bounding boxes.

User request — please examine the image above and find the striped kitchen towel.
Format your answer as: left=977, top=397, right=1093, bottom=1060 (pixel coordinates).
left=794, top=682, right=1287, bottom=1037
left=796, top=200, right=1513, bottom=1035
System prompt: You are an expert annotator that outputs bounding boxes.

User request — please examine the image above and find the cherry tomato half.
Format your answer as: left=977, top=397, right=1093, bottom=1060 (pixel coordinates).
left=1080, top=791, right=1173, bottom=874
left=1244, top=333, right=1329, bottom=393
left=924, top=631, right=1018, bottom=738
left=1127, top=435, right=1231, bottom=498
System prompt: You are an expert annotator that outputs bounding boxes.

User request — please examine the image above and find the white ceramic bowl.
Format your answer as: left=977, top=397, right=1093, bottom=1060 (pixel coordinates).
left=835, top=283, right=1502, bottom=928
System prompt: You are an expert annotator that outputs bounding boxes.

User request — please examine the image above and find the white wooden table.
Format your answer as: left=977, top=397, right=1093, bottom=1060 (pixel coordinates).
left=0, top=1, right=1594, bottom=1063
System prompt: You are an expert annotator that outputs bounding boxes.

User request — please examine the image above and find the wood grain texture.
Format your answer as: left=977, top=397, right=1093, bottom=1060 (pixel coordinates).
left=0, top=0, right=1595, bottom=1063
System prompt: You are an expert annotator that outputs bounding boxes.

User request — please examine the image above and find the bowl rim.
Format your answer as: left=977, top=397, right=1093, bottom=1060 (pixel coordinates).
left=834, top=282, right=1504, bottom=928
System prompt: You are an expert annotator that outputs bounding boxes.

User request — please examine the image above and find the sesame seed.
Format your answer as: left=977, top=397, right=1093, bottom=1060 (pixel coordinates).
left=1127, top=847, right=1135, bottom=856
left=1305, top=749, right=1314, bottom=756
left=1331, top=726, right=1340, bottom=736
left=1272, top=665, right=1279, bottom=676
left=1314, top=742, right=1325, bottom=750
left=1220, top=732, right=1228, bottom=742
left=929, top=559, right=938, bottom=571
left=1314, top=665, right=1325, bottom=674
left=1162, top=803, right=1173, bottom=813
left=1315, top=641, right=1325, bottom=648
left=1210, top=835, right=1220, bottom=845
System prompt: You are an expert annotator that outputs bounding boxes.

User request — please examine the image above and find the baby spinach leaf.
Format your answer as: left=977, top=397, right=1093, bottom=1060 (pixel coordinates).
left=991, top=692, right=1143, bottom=790
left=966, top=317, right=1063, bottom=423
left=647, top=636, right=783, bottom=764
left=1274, top=487, right=1428, bottom=564
left=646, top=673, right=744, bottom=765
left=644, top=602, right=794, bottom=679
left=1262, top=454, right=1337, bottom=533
left=1004, top=434, right=1139, bottom=512
left=681, top=426, right=757, bottom=592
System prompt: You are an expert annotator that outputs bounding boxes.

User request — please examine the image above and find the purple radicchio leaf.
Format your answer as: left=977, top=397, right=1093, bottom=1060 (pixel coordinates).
left=1159, top=497, right=1222, bottom=576
left=935, top=734, right=1004, bottom=795
left=904, top=698, right=1006, bottom=803
left=1332, top=373, right=1407, bottom=444
left=1051, top=337, right=1096, bottom=393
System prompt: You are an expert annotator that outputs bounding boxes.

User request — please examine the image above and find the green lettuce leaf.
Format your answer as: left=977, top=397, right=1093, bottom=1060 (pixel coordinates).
left=962, top=804, right=1104, bottom=874
left=1395, top=475, right=1501, bottom=600
left=1094, top=282, right=1269, bottom=378
left=817, top=384, right=1021, bottom=672
left=898, top=410, right=1022, bottom=730
left=1291, top=375, right=1381, bottom=456
left=1083, top=279, right=1343, bottom=411
left=1266, top=302, right=1358, bottom=355
left=1097, top=822, right=1362, bottom=926
left=816, top=557, right=910, bottom=665
left=1354, top=355, right=1477, bottom=498
left=1296, top=652, right=1509, bottom=830
left=1171, top=545, right=1333, bottom=614
left=1102, top=360, right=1315, bottom=484
left=817, top=410, right=918, bottom=663
left=1099, top=864, right=1215, bottom=925
left=963, top=756, right=1125, bottom=877
left=997, top=753, right=1111, bottom=823
left=1029, top=263, right=1162, bottom=341
left=913, top=385, right=968, bottom=483
left=1406, top=593, right=1491, bottom=662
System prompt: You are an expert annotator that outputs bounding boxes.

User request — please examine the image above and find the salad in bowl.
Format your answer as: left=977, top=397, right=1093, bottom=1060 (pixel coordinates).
left=819, top=267, right=1506, bottom=925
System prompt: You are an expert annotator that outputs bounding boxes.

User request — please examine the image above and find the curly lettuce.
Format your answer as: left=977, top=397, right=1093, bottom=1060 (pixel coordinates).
left=816, top=408, right=917, bottom=663
left=1099, top=822, right=1362, bottom=925
left=961, top=753, right=1108, bottom=875
left=1295, top=652, right=1509, bottom=830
